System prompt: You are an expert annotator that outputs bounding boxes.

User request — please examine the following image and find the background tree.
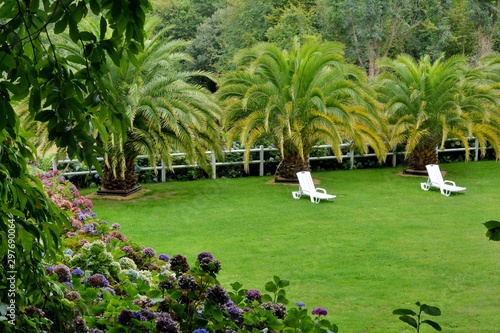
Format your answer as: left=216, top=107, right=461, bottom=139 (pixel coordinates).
left=218, top=39, right=386, bottom=179
left=1, top=0, right=150, bottom=330
left=316, top=0, right=413, bottom=77
left=467, top=0, right=499, bottom=57
left=151, top=0, right=224, bottom=40
left=376, top=53, right=500, bottom=170
left=264, top=4, right=318, bottom=50
left=215, top=0, right=274, bottom=72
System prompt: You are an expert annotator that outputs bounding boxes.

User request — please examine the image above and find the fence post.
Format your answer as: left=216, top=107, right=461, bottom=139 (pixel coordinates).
left=211, top=152, right=217, bottom=179
left=392, top=151, right=397, bottom=167
left=474, top=138, right=479, bottom=161
left=52, top=156, right=57, bottom=171
left=350, top=149, right=354, bottom=170
left=259, top=145, right=264, bottom=176
left=161, top=159, right=166, bottom=182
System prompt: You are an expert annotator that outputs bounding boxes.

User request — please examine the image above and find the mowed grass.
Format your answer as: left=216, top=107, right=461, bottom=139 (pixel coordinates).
left=88, top=161, right=500, bottom=332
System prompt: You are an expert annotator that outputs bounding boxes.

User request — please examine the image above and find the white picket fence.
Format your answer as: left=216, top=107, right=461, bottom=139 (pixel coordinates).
left=52, top=138, right=486, bottom=181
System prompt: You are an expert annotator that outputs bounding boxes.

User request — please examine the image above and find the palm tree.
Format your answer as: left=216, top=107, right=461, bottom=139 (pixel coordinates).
left=217, top=38, right=387, bottom=180
left=376, top=54, right=499, bottom=170
left=98, top=18, right=222, bottom=191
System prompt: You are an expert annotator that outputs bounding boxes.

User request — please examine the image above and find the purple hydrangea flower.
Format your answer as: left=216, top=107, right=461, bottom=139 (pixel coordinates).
left=86, top=273, right=109, bottom=288
left=205, top=285, right=229, bottom=305
left=54, top=264, right=71, bottom=282
left=45, top=266, right=54, bottom=275
left=226, top=303, right=243, bottom=319
left=112, top=223, right=120, bottom=229
left=83, top=223, right=96, bottom=235
left=71, top=268, right=85, bottom=276
left=78, top=213, right=87, bottom=221
left=121, top=245, right=133, bottom=254
left=156, top=313, right=179, bottom=333
left=196, top=252, right=214, bottom=262
left=246, top=289, right=262, bottom=301
left=311, top=307, right=328, bottom=316
left=158, top=254, right=170, bottom=262
left=118, top=309, right=134, bottom=325
left=142, top=247, right=156, bottom=258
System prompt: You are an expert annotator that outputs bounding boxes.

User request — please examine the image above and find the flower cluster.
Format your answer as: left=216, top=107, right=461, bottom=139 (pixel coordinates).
left=28, top=170, right=339, bottom=333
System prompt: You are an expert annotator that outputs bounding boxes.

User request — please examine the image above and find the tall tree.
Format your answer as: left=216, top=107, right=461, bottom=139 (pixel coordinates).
left=318, top=0, right=412, bottom=77
left=1, top=0, right=150, bottom=330
left=218, top=38, right=386, bottom=179
left=467, top=0, right=499, bottom=57
left=265, top=4, right=318, bottom=50
left=376, top=53, right=500, bottom=170
left=215, top=0, right=273, bottom=71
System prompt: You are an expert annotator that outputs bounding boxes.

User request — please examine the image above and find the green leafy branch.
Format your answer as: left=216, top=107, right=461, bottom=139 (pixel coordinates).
left=393, top=302, right=442, bottom=332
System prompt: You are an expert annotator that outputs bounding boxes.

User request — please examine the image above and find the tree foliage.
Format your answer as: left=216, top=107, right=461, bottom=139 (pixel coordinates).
left=218, top=38, right=387, bottom=179
left=376, top=53, right=500, bottom=169
left=1, top=0, right=151, bottom=329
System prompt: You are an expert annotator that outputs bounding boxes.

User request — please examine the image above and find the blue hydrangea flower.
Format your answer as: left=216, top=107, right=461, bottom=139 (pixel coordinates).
left=63, top=249, right=74, bottom=256
left=193, top=329, right=209, bottom=333
left=69, top=185, right=76, bottom=191
left=152, top=177, right=158, bottom=182
left=91, top=212, right=97, bottom=217
left=62, top=281, right=74, bottom=289
left=72, top=268, right=85, bottom=276
left=78, top=213, right=87, bottom=221
left=158, top=254, right=170, bottom=262
left=94, top=173, right=99, bottom=179
left=295, top=302, right=306, bottom=308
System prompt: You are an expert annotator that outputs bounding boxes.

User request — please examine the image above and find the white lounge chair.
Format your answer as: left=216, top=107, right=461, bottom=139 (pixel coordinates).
left=292, top=171, right=336, bottom=203
left=420, top=164, right=466, bottom=196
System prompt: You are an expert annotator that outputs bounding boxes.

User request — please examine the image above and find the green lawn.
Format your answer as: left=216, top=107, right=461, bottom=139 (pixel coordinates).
left=88, top=161, right=500, bottom=332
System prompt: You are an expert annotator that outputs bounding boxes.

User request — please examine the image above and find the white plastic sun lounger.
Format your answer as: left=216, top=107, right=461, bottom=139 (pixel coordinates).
left=420, top=164, right=466, bottom=196
left=292, top=171, right=336, bottom=203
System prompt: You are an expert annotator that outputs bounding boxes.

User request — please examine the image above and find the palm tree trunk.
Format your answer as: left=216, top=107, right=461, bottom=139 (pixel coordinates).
left=406, top=144, right=438, bottom=171
left=101, top=158, right=139, bottom=191
left=275, top=156, right=309, bottom=180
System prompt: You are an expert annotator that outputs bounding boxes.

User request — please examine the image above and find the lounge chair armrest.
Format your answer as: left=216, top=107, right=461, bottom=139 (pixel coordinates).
left=316, top=188, right=327, bottom=194
left=444, top=180, right=456, bottom=186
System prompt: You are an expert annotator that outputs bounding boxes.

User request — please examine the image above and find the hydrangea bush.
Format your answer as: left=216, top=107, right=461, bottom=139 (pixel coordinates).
left=7, top=170, right=339, bottom=333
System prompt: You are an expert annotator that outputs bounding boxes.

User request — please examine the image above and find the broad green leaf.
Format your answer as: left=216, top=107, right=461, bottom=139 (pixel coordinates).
left=422, top=319, right=442, bottom=331
left=278, top=279, right=290, bottom=288
left=421, top=305, right=441, bottom=316
left=54, top=15, right=68, bottom=34
left=148, top=289, right=162, bottom=298
left=393, top=308, right=417, bottom=316
left=108, top=328, right=126, bottom=333
left=230, top=281, right=243, bottom=290
left=265, top=281, right=278, bottom=293
left=399, top=315, right=417, bottom=328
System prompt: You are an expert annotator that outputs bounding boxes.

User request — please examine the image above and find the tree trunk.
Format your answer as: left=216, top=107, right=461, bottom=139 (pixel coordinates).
left=275, top=156, right=309, bottom=180
left=406, top=144, right=438, bottom=171
left=101, top=158, right=139, bottom=191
